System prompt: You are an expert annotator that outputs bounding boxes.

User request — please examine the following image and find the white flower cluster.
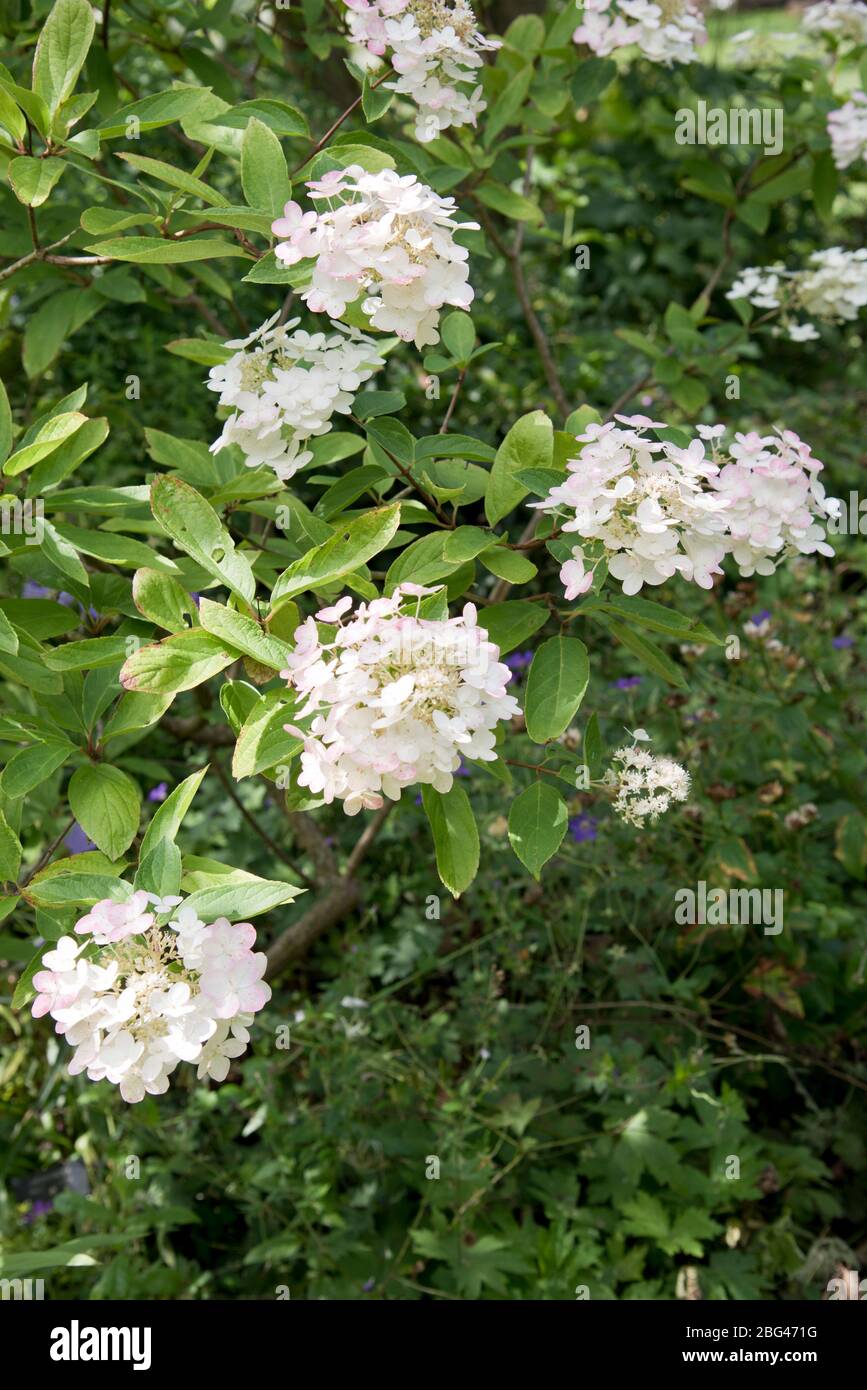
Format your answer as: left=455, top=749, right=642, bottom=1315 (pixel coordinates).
left=344, top=0, right=499, bottom=143
left=272, top=166, right=477, bottom=348
left=206, top=313, right=384, bottom=482
left=803, top=0, right=867, bottom=43
left=727, top=248, right=867, bottom=342
left=531, top=414, right=732, bottom=597
left=573, top=0, right=707, bottom=64
left=610, top=736, right=691, bottom=826
left=532, top=416, right=839, bottom=595
left=31, top=890, right=271, bottom=1103
left=280, top=586, right=519, bottom=815
left=828, top=91, right=867, bottom=170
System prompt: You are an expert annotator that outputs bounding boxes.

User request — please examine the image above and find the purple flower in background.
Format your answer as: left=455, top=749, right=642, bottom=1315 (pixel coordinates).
left=362, top=1277, right=376, bottom=1293
left=504, top=649, right=533, bottom=674
left=147, top=783, right=169, bottom=803
left=456, top=759, right=471, bottom=777
left=65, top=823, right=96, bottom=854
left=189, top=593, right=201, bottom=607
left=568, top=814, right=598, bottom=843
left=833, top=634, right=854, bottom=649
left=612, top=676, right=642, bottom=690
left=58, top=592, right=77, bottom=608
left=22, top=1198, right=53, bottom=1225
left=750, top=610, right=772, bottom=626
left=22, top=581, right=52, bottom=599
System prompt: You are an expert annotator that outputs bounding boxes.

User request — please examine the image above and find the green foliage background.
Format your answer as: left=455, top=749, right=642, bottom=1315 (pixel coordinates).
left=0, top=0, right=866, bottom=1300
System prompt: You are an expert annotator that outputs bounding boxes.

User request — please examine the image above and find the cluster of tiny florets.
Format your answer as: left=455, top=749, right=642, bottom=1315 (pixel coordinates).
left=272, top=165, right=477, bottom=348
left=573, top=0, right=707, bottom=65
left=31, top=890, right=270, bottom=1103
left=206, top=313, right=384, bottom=480
left=610, top=738, right=691, bottom=826
left=280, top=585, right=519, bottom=815
left=728, top=248, right=867, bottom=342
left=344, top=0, right=499, bottom=142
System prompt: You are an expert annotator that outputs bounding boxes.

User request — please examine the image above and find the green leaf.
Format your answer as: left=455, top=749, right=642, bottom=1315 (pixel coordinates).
left=421, top=784, right=479, bottom=898
left=84, top=236, right=249, bottom=263
left=0, top=806, right=23, bottom=882
left=571, top=57, right=617, bottom=106
left=120, top=630, right=237, bottom=695
left=183, top=877, right=303, bottom=921
left=601, top=618, right=687, bottom=688
left=43, top=635, right=129, bottom=671
left=12, top=943, right=50, bottom=1010
left=479, top=546, right=537, bottom=583
left=139, top=766, right=208, bottom=860
left=0, top=380, right=11, bottom=466
left=101, top=690, right=174, bottom=742
left=478, top=600, right=547, bottom=655
left=361, top=75, right=394, bottom=123
left=272, top=504, right=400, bottom=603
left=8, top=155, right=66, bottom=206
left=135, top=838, right=182, bottom=898
left=475, top=181, right=543, bottom=225
left=1, top=740, right=74, bottom=798
left=21, top=289, right=104, bottom=379
left=28, top=415, right=109, bottom=493
left=33, top=0, right=96, bottom=115
left=241, top=116, right=291, bottom=216
left=508, top=782, right=568, bottom=878
left=584, top=711, right=603, bottom=779
left=198, top=597, right=292, bottom=669
left=132, top=567, right=198, bottom=633
left=440, top=310, right=476, bottom=362
left=213, top=99, right=308, bottom=137
left=4, top=410, right=87, bottom=476
left=150, top=475, right=256, bottom=604
left=484, top=65, right=534, bottom=147
left=117, top=152, right=229, bottom=207
left=486, top=411, right=553, bottom=526
left=232, top=692, right=301, bottom=779
left=68, top=764, right=141, bottom=859
left=0, top=609, right=18, bottom=656
left=97, top=87, right=212, bottom=139
left=525, top=636, right=590, bottom=743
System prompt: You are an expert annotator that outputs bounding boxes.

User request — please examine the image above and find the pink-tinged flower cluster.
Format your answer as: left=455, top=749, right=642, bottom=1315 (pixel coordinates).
left=280, top=585, right=520, bottom=815
left=531, top=415, right=731, bottom=597
left=532, top=417, right=839, bottom=596
left=206, top=312, right=384, bottom=482
left=574, top=0, right=707, bottom=64
left=828, top=91, right=867, bottom=171
left=344, top=0, right=499, bottom=142
left=31, top=890, right=271, bottom=1103
left=272, top=165, right=477, bottom=348
left=711, top=429, right=840, bottom=578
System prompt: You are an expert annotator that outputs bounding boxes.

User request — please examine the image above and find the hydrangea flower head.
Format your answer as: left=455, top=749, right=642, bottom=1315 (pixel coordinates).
left=574, top=0, right=707, bottom=64
left=281, top=585, right=520, bottom=814
left=32, top=889, right=271, bottom=1103
left=531, top=414, right=731, bottom=595
left=828, top=91, right=867, bottom=170
left=803, top=0, right=867, bottom=44
left=272, top=166, right=478, bottom=348
left=344, top=0, right=499, bottom=142
left=207, top=313, right=384, bottom=481
left=728, top=247, right=867, bottom=341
